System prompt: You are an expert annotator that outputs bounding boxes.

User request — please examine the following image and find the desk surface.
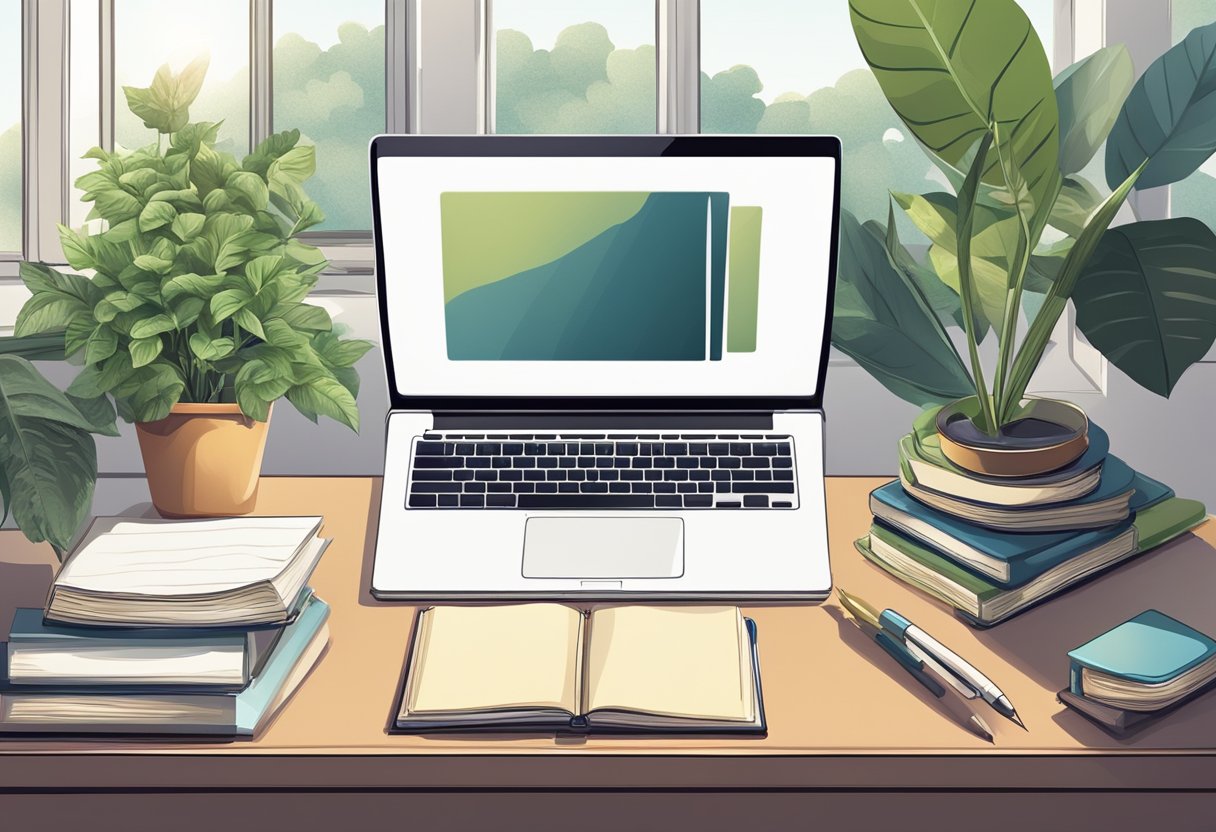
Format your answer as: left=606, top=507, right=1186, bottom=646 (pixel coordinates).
left=1, top=476, right=1214, bottom=792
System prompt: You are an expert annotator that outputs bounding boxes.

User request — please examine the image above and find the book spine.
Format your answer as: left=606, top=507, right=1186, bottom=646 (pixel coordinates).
left=1069, top=662, right=1084, bottom=697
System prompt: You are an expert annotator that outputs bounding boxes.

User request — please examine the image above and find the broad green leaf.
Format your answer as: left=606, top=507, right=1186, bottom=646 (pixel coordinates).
left=226, top=170, right=270, bottom=211
left=14, top=293, right=88, bottom=337
left=0, top=355, right=109, bottom=550
left=129, top=336, right=163, bottom=368
left=190, top=142, right=238, bottom=196
left=1072, top=218, right=1216, bottom=397
left=169, top=296, right=206, bottom=329
left=188, top=333, right=235, bottom=361
left=126, top=364, right=186, bottom=423
left=58, top=225, right=95, bottom=271
left=243, top=255, right=283, bottom=292
left=312, top=332, right=373, bottom=367
left=64, top=392, right=119, bottom=436
left=162, top=272, right=224, bottom=302
left=1107, top=20, right=1216, bottom=189
left=850, top=0, right=1060, bottom=217
left=118, top=167, right=158, bottom=193
left=101, top=217, right=140, bottom=243
left=0, top=333, right=67, bottom=361
left=285, top=373, right=360, bottom=431
left=831, top=210, right=974, bottom=407
left=261, top=317, right=307, bottom=348
left=279, top=302, right=332, bottom=332
left=149, top=188, right=204, bottom=212
left=129, top=314, right=175, bottom=340
left=133, top=254, right=173, bottom=274
left=138, top=200, right=176, bottom=232
left=19, top=262, right=99, bottom=306
left=175, top=54, right=209, bottom=109
left=168, top=121, right=221, bottom=159
left=210, top=289, right=251, bottom=322
left=66, top=351, right=135, bottom=398
left=268, top=145, right=316, bottom=184
left=234, top=308, right=266, bottom=340
left=123, top=83, right=172, bottom=134
left=1053, top=45, right=1134, bottom=175
left=869, top=213, right=972, bottom=335
left=170, top=212, right=206, bottom=242
left=243, top=129, right=300, bottom=178
left=234, top=359, right=291, bottom=421
left=1049, top=176, right=1104, bottom=237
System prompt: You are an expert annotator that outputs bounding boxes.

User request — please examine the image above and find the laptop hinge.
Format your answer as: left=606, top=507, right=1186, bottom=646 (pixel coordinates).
left=431, top=412, right=775, bottom=431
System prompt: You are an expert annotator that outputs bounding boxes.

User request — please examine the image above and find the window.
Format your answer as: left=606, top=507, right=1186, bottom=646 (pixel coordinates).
left=0, top=1, right=21, bottom=254
left=69, top=0, right=101, bottom=229
left=114, top=0, right=250, bottom=155
left=699, top=0, right=1055, bottom=233
left=273, top=3, right=386, bottom=232
left=492, top=0, right=657, bottom=134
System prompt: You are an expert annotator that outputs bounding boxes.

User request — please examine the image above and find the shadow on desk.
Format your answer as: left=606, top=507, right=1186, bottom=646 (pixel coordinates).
left=970, top=532, right=1216, bottom=746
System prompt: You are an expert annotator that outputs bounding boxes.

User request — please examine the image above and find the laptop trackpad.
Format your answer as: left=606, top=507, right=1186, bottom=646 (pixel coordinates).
left=522, top=517, right=684, bottom=579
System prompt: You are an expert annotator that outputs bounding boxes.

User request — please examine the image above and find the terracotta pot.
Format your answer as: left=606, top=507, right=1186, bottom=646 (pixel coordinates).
left=935, top=397, right=1089, bottom=478
left=135, top=403, right=272, bottom=518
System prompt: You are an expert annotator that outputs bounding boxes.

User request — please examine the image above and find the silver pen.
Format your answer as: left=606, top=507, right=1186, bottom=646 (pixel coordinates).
left=838, top=589, right=1026, bottom=730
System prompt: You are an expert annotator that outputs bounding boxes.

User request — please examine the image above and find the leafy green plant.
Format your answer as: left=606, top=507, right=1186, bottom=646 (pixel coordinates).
left=15, top=57, right=372, bottom=427
left=836, top=1, right=1216, bottom=434
left=1, top=58, right=372, bottom=556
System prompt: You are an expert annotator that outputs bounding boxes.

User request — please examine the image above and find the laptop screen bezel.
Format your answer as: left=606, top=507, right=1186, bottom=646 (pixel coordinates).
left=369, top=134, right=841, bottom=413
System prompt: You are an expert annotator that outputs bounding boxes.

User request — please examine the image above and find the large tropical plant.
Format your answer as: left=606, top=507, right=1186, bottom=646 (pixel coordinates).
left=834, top=2, right=1216, bottom=435
left=1, top=57, right=372, bottom=556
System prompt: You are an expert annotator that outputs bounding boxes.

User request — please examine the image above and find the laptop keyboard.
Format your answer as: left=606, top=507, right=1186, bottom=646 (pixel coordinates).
left=406, top=433, right=798, bottom=510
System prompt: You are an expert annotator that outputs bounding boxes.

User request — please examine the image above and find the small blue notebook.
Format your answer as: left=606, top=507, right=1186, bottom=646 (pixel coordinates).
left=1069, top=610, right=1216, bottom=693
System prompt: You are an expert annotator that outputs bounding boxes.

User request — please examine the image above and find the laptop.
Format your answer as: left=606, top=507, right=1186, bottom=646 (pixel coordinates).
left=369, top=135, right=840, bottom=601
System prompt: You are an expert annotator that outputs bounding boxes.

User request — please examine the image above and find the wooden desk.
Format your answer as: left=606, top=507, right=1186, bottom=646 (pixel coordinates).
left=2, top=476, right=1215, bottom=830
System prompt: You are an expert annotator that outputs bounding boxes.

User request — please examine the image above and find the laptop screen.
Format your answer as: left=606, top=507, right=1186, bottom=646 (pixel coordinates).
left=373, top=139, right=838, bottom=403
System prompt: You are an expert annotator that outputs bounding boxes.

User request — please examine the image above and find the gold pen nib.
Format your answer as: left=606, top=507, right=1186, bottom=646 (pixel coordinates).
left=837, top=588, right=882, bottom=630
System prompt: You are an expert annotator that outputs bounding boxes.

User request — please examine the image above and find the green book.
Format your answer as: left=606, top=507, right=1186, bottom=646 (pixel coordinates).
left=856, top=497, right=1207, bottom=627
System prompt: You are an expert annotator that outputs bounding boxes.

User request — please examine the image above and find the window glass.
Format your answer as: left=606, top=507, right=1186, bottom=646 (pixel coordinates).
left=274, top=2, right=385, bottom=232
left=493, top=0, right=656, bottom=134
left=699, top=0, right=1054, bottom=231
left=1170, top=0, right=1216, bottom=226
left=114, top=0, right=250, bottom=155
left=0, top=1, right=21, bottom=253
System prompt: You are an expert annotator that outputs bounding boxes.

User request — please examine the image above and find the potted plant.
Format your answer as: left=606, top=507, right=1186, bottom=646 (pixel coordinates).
left=13, top=58, right=373, bottom=517
left=834, top=2, right=1216, bottom=475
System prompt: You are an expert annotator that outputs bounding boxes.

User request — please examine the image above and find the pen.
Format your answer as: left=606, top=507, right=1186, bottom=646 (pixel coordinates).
left=838, top=588, right=1026, bottom=730
left=838, top=589, right=994, bottom=743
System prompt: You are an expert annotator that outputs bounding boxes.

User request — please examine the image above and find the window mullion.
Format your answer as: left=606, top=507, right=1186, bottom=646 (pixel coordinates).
left=99, top=0, right=114, bottom=153
left=23, top=0, right=69, bottom=264
left=657, top=0, right=698, bottom=134
left=251, top=0, right=271, bottom=148
left=386, top=0, right=413, bottom=133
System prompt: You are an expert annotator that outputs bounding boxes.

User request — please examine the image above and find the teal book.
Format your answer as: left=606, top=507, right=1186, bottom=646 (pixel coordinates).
left=5, top=607, right=290, bottom=689
left=870, top=480, right=1144, bottom=587
left=1068, top=610, right=1216, bottom=711
left=0, top=595, right=330, bottom=736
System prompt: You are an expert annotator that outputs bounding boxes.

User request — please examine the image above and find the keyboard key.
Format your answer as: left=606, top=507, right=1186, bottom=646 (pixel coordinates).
left=408, top=494, right=437, bottom=508
left=776, top=443, right=792, bottom=456
left=537, top=457, right=558, bottom=469
left=655, top=495, right=681, bottom=507
left=455, top=442, right=475, bottom=456
left=654, top=457, right=675, bottom=469
left=415, top=441, right=449, bottom=456
left=654, top=482, right=676, bottom=493
left=525, top=470, right=546, bottom=481
left=474, top=470, right=497, bottom=482
left=753, top=443, right=778, bottom=456
left=502, top=443, right=523, bottom=455
left=718, top=457, right=740, bottom=469
left=618, top=443, right=638, bottom=456
left=582, top=482, right=608, bottom=493
left=699, top=457, right=717, bottom=468
left=661, top=434, right=680, bottom=440
left=632, top=457, right=652, bottom=468
left=665, top=442, right=687, bottom=455
left=689, top=443, right=708, bottom=456
left=744, top=495, right=769, bottom=508
left=609, top=482, right=630, bottom=493
left=559, top=456, right=576, bottom=468
left=732, top=470, right=755, bottom=481
left=492, top=456, right=512, bottom=469
left=559, top=482, right=579, bottom=493
left=664, top=470, right=689, bottom=481
left=546, top=470, right=567, bottom=481
left=513, top=457, right=536, bottom=468
left=772, top=457, right=793, bottom=469
left=742, top=434, right=764, bottom=439
left=715, top=483, right=731, bottom=494
left=732, top=482, right=795, bottom=494
left=773, top=501, right=793, bottom=508
left=698, top=482, right=714, bottom=492
left=547, top=443, right=566, bottom=455
left=464, top=482, right=486, bottom=493
left=475, top=443, right=500, bottom=455
left=690, top=470, right=710, bottom=481
left=600, top=470, right=619, bottom=481
left=517, top=494, right=655, bottom=509
left=677, top=482, right=697, bottom=494
left=613, top=458, right=631, bottom=469
left=717, top=500, right=741, bottom=508
left=729, top=443, right=750, bottom=456
left=415, top=457, right=462, bottom=469
left=536, top=482, right=558, bottom=493
left=755, top=471, right=772, bottom=481
left=742, top=457, right=769, bottom=469
left=621, top=470, right=643, bottom=481
left=708, top=443, right=729, bottom=455
left=459, top=494, right=484, bottom=507
left=711, top=470, right=731, bottom=482
left=413, top=470, right=452, bottom=481
left=487, top=494, right=515, bottom=507
left=525, top=443, right=545, bottom=455
left=685, top=495, right=712, bottom=507
left=466, top=457, right=492, bottom=469
left=632, top=482, right=653, bottom=493
left=500, top=469, right=522, bottom=482
left=644, top=470, right=663, bottom=481
left=568, top=470, right=587, bottom=481
left=578, top=456, right=596, bottom=468
left=774, top=470, right=794, bottom=481
left=579, top=443, right=596, bottom=455
left=595, top=457, right=614, bottom=468
left=507, top=434, right=533, bottom=440
left=682, top=434, right=713, bottom=440
left=488, top=482, right=512, bottom=493
left=454, top=469, right=475, bottom=481
left=534, top=435, right=556, bottom=440
left=438, top=494, right=458, bottom=507
left=677, top=456, right=698, bottom=469
left=513, top=482, right=535, bottom=493
left=595, top=443, right=614, bottom=456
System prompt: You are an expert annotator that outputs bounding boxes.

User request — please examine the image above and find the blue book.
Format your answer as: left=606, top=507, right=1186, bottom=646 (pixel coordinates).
left=0, top=595, right=330, bottom=736
left=870, top=480, right=1149, bottom=587
left=899, top=455, right=1165, bottom=532
left=1068, top=610, right=1216, bottom=712
left=5, top=608, right=290, bottom=689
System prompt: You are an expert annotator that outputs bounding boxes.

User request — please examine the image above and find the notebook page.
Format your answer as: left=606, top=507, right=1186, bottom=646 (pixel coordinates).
left=54, top=517, right=322, bottom=596
left=585, top=606, right=752, bottom=722
left=406, top=604, right=583, bottom=715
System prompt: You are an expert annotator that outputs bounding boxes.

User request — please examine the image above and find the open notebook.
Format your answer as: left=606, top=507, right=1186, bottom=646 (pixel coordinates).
left=394, top=604, right=765, bottom=734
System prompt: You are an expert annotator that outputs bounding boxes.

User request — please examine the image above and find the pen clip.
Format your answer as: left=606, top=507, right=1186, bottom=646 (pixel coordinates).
left=874, top=632, right=946, bottom=698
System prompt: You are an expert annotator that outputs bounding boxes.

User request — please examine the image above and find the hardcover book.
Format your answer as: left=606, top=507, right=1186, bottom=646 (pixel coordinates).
left=393, top=604, right=765, bottom=734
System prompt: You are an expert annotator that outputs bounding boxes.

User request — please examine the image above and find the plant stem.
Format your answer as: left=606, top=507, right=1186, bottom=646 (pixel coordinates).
left=990, top=124, right=1034, bottom=422
left=956, top=131, right=999, bottom=435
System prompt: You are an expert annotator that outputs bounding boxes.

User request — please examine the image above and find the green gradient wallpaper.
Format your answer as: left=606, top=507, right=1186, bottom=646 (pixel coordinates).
left=441, top=191, right=762, bottom=361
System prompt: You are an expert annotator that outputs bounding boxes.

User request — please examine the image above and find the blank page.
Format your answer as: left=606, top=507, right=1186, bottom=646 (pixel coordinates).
left=406, top=604, right=583, bottom=715
left=585, top=606, right=752, bottom=722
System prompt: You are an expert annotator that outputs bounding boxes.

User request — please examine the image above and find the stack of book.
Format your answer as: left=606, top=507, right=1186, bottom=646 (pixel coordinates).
left=855, top=412, right=1207, bottom=627
left=0, top=516, right=332, bottom=736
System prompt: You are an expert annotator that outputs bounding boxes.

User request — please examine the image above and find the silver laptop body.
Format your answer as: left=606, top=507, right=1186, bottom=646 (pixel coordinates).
left=368, top=135, right=840, bottom=602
